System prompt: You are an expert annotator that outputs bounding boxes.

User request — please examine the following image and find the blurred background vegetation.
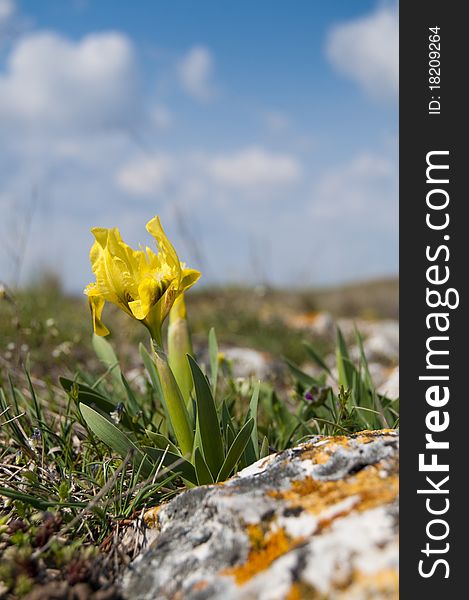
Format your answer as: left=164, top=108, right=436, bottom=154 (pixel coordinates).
left=0, top=275, right=398, bottom=383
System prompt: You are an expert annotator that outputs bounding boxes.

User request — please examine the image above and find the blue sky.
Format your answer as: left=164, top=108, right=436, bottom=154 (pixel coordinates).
left=0, top=0, right=398, bottom=292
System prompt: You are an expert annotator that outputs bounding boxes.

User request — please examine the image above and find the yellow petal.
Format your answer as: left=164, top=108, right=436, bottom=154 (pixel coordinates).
left=86, top=216, right=200, bottom=339
left=129, top=276, right=165, bottom=320
left=146, top=216, right=181, bottom=278
left=180, top=268, right=201, bottom=292
left=88, top=294, right=110, bottom=336
left=90, top=228, right=140, bottom=302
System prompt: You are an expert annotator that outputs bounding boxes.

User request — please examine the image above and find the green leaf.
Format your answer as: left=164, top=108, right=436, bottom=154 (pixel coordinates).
left=140, top=343, right=164, bottom=400
left=0, top=387, right=29, bottom=450
left=220, top=401, right=236, bottom=452
left=260, top=436, right=270, bottom=458
left=225, top=423, right=236, bottom=451
left=270, top=389, right=298, bottom=449
left=144, top=430, right=180, bottom=456
left=188, top=355, right=224, bottom=479
left=303, top=342, right=333, bottom=377
left=194, top=447, right=214, bottom=485
left=24, top=369, right=43, bottom=424
left=217, top=418, right=255, bottom=482
left=60, top=377, right=117, bottom=408
left=153, top=348, right=194, bottom=457
left=92, top=334, right=126, bottom=394
left=61, top=377, right=143, bottom=434
left=79, top=403, right=154, bottom=479
left=141, top=446, right=197, bottom=484
left=139, top=342, right=170, bottom=437
left=0, top=487, right=87, bottom=511
left=208, top=328, right=219, bottom=395
left=121, top=373, right=142, bottom=416
left=243, top=381, right=260, bottom=464
left=335, top=327, right=354, bottom=389
left=285, top=359, right=317, bottom=388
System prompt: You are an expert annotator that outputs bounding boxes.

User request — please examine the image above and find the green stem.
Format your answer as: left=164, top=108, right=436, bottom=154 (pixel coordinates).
left=168, top=296, right=193, bottom=409
left=151, top=340, right=194, bottom=457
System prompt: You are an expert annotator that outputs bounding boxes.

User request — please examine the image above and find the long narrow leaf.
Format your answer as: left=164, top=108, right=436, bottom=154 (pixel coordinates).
left=121, top=373, right=142, bottom=415
left=188, top=355, right=224, bottom=478
left=92, top=334, right=126, bottom=394
left=139, top=342, right=170, bottom=437
left=60, top=377, right=117, bottom=408
left=303, top=342, right=334, bottom=378
left=208, top=328, right=219, bottom=395
left=79, top=404, right=154, bottom=479
left=0, top=487, right=87, bottom=510
left=144, top=430, right=180, bottom=456
left=335, top=327, right=355, bottom=389
left=0, top=388, right=30, bottom=451
left=260, top=436, right=270, bottom=458
left=141, top=446, right=197, bottom=484
left=221, top=401, right=236, bottom=450
left=62, top=377, right=143, bottom=433
left=194, top=447, right=214, bottom=485
left=285, top=359, right=318, bottom=388
left=243, top=381, right=260, bottom=464
left=217, top=418, right=255, bottom=482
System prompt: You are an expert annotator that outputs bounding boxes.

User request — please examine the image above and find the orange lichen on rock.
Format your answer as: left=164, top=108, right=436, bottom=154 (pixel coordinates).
left=300, top=436, right=351, bottom=465
left=342, top=568, right=398, bottom=599
left=269, top=464, right=398, bottom=526
left=143, top=506, right=161, bottom=529
left=286, top=581, right=326, bottom=600
left=299, top=430, right=396, bottom=466
left=223, top=526, right=301, bottom=585
left=285, top=583, right=303, bottom=600
left=285, top=310, right=322, bottom=330
left=190, top=579, right=209, bottom=592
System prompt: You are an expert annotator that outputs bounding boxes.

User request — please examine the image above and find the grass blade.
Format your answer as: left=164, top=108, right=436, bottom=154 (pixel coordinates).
left=285, top=359, right=318, bottom=388
left=303, top=341, right=334, bottom=378
left=335, top=327, right=354, bottom=389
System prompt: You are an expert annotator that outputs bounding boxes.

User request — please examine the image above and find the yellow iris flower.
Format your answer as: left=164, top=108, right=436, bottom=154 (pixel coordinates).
left=84, top=216, right=200, bottom=343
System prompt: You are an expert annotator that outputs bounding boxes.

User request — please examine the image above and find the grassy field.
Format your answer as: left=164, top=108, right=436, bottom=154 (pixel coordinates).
left=0, top=276, right=398, bottom=378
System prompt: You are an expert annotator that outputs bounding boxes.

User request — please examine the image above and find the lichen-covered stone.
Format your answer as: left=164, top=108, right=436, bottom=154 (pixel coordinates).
left=122, top=430, right=398, bottom=600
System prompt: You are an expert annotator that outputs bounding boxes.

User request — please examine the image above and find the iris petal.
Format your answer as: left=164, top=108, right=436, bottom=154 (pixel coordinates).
left=146, top=217, right=180, bottom=278
left=88, top=294, right=110, bottom=336
left=85, top=216, right=201, bottom=337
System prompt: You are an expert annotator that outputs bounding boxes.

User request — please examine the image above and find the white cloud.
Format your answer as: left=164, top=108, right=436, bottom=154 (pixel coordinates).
left=177, top=45, right=216, bottom=101
left=0, top=0, right=17, bottom=44
left=0, top=0, right=15, bottom=22
left=0, top=31, right=140, bottom=131
left=115, top=146, right=302, bottom=200
left=116, top=155, right=174, bottom=196
left=0, top=12, right=397, bottom=291
left=325, top=4, right=398, bottom=100
left=206, top=146, right=301, bottom=188
left=310, top=152, right=397, bottom=227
